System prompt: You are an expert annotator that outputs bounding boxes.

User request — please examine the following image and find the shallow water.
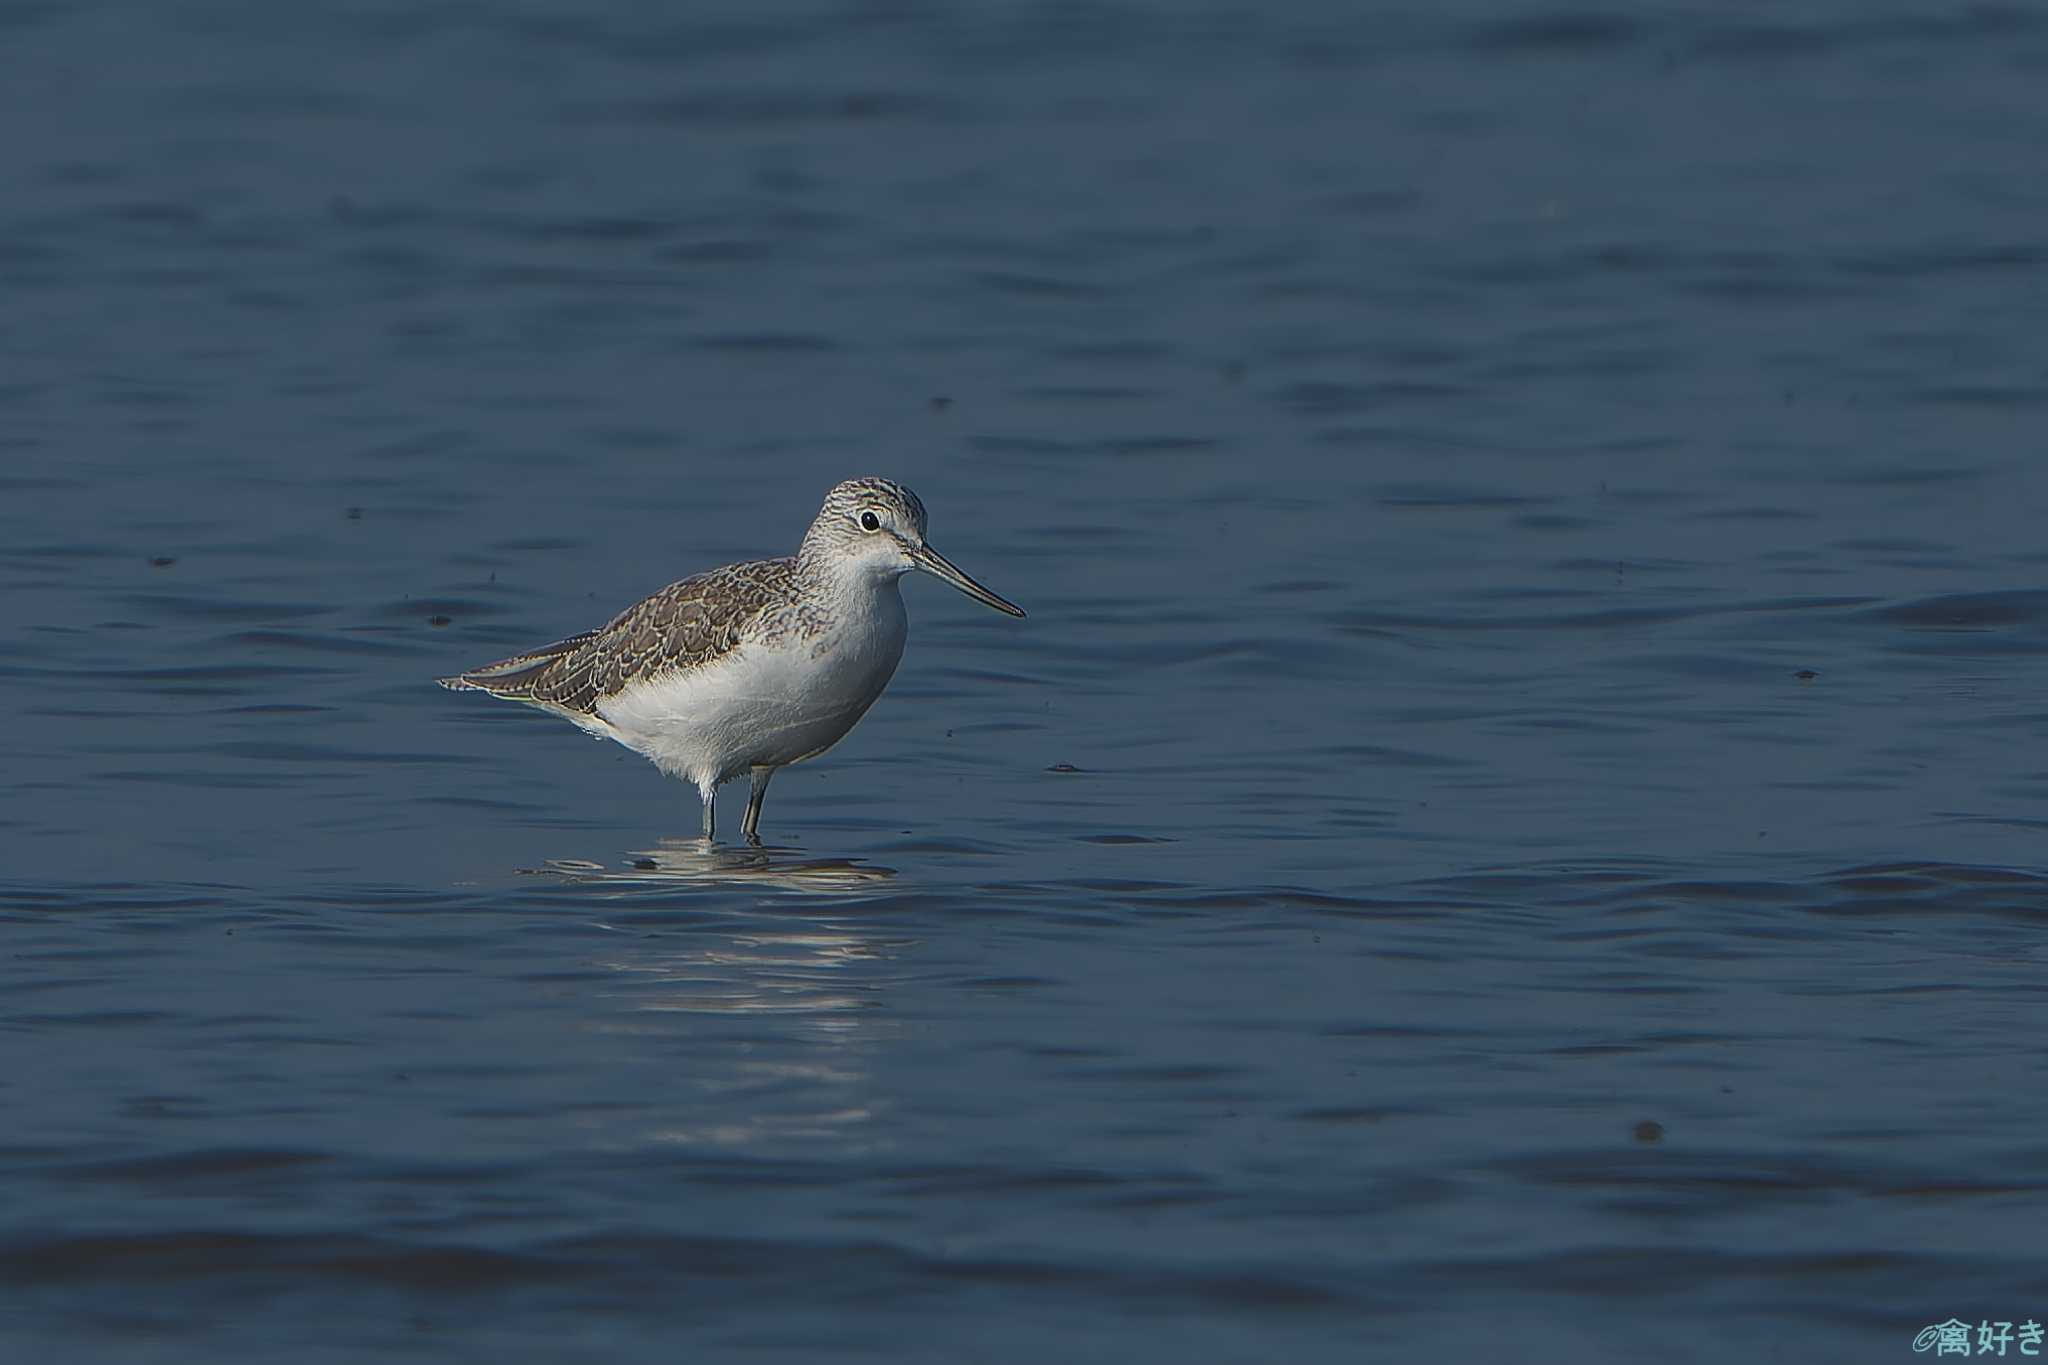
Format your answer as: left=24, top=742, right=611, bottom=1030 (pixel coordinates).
left=4, top=2, right=2048, bottom=1360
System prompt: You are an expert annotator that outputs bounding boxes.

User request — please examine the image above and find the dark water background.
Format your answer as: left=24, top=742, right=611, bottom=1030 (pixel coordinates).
left=4, top=2, right=2047, bottom=1360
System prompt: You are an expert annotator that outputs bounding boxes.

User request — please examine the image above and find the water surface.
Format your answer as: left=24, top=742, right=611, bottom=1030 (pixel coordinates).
left=4, top=2, right=2047, bottom=1360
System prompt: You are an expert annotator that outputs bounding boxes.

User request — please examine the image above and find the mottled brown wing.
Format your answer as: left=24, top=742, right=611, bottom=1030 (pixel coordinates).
left=438, top=559, right=791, bottom=717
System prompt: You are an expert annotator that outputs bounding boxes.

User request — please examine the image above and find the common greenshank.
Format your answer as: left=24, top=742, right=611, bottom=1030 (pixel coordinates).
left=439, top=478, right=1024, bottom=841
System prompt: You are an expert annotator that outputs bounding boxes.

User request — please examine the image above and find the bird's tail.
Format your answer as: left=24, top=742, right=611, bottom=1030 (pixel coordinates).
left=436, top=631, right=597, bottom=699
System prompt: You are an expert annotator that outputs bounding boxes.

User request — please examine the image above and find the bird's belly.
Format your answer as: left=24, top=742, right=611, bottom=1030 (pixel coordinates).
left=596, top=629, right=903, bottom=785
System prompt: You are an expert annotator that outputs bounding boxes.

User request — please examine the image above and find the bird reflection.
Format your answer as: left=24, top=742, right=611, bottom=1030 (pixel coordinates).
left=532, top=841, right=911, bottom=1149
left=535, top=838, right=897, bottom=893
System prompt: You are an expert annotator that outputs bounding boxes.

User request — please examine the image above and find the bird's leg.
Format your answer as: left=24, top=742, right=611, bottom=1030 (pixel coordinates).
left=741, top=766, right=775, bottom=845
left=697, top=779, right=716, bottom=842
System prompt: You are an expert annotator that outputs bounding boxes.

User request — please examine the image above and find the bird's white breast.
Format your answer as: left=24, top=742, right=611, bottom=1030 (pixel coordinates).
left=595, top=581, right=908, bottom=791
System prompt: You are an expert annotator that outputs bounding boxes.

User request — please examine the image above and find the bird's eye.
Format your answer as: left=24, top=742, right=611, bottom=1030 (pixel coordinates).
left=859, top=510, right=881, bottom=532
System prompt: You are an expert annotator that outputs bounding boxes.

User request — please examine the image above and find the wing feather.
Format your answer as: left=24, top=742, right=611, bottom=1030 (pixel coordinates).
left=436, top=558, right=793, bottom=718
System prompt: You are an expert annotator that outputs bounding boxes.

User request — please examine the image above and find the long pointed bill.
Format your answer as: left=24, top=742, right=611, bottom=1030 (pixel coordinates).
left=911, top=543, right=1026, bottom=617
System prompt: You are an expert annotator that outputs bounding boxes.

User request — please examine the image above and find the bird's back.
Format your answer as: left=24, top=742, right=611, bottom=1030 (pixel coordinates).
left=437, top=557, right=801, bottom=721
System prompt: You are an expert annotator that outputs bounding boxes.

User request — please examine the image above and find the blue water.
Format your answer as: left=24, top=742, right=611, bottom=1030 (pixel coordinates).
left=4, top=2, right=2047, bottom=1360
